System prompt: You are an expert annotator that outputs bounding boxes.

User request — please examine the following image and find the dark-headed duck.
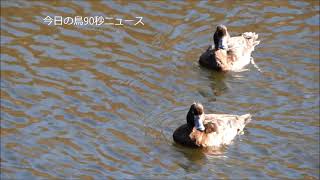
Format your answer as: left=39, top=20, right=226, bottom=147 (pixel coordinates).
left=199, top=25, right=260, bottom=71
left=173, top=103, right=252, bottom=148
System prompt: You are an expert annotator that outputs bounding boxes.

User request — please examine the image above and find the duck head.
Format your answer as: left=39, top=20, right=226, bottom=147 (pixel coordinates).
left=186, top=103, right=205, bottom=131
left=213, top=24, right=230, bottom=50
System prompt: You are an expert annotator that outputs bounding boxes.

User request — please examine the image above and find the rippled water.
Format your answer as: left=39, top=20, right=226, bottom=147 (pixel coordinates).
left=1, top=0, right=319, bottom=179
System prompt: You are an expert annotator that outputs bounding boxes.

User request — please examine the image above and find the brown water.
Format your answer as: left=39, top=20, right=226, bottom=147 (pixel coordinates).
left=1, top=0, right=319, bottom=179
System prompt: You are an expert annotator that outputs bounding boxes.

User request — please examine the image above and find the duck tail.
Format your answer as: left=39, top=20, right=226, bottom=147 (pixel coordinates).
left=242, top=32, right=260, bottom=51
left=240, top=113, right=252, bottom=125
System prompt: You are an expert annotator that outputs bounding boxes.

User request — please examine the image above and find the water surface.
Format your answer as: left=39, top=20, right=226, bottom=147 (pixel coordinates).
left=1, top=0, right=319, bottom=179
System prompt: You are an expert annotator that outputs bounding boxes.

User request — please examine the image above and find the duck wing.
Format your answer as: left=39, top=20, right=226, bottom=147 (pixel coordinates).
left=227, top=32, right=260, bottom=59
left=189, top=114, right=252, bottom=147
left=204, top=113, right=252, bottom=139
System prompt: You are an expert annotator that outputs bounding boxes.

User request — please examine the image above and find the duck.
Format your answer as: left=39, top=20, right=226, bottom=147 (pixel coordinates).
left=199, top=25, right=260, bottom=71
left=173, top=103, right=252, bottom=148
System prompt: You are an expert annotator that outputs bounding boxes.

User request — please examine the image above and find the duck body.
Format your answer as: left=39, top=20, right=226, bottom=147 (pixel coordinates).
left=173, top=103, right=252, bottom=148
left=173, top=124, right=198, bottom=148
left=189, top=113, right=251, bottom=147
left=199, top=25, right=260, bottom=71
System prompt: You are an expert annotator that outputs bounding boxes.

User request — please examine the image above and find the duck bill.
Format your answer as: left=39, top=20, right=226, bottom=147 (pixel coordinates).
left=218, top=37, right=228, bottom=50
left=194, top=114, right=205, bottom=131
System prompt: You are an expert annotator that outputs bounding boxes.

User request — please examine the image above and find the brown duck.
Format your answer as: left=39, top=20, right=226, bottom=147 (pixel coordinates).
left=199, top=25, right=260, bottom=71
left=173, top=103, right=252, bottom=148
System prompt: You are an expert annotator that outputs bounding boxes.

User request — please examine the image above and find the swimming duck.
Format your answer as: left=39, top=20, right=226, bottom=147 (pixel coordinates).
left=199, top=25, right=260, bottom=71
left=173, top=103, right=252, bottom=148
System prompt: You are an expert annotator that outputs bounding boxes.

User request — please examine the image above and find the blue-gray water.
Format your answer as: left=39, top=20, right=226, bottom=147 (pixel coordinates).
left=1, top=0, right=319, bottom=179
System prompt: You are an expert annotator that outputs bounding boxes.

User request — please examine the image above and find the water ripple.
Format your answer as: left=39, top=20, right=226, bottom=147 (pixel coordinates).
left=1, top=0, right=319, bottom=179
